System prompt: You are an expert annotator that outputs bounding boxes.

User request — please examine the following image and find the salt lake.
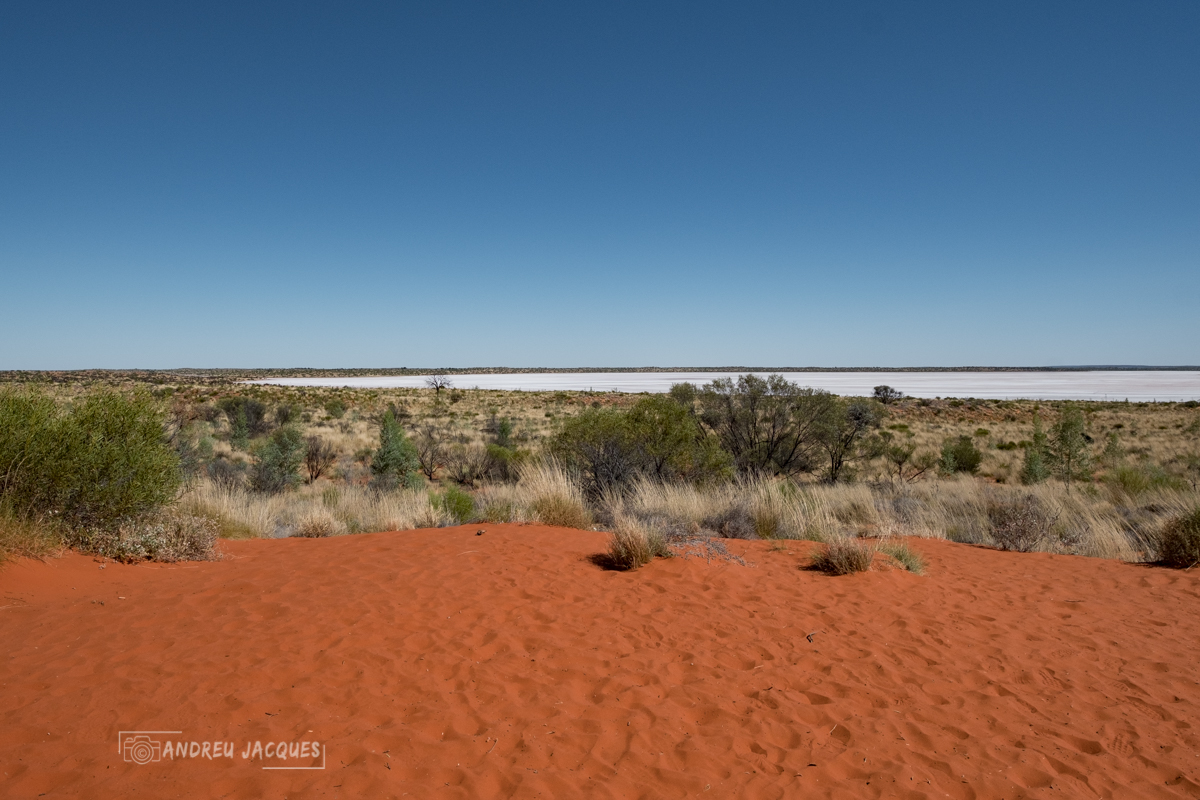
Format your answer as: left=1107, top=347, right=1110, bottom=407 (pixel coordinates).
left=249, top=371, right=1200, bottom=402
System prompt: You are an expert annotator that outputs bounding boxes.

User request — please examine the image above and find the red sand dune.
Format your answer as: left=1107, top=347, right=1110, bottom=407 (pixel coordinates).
left=2, top=525, right=1199, bottom=799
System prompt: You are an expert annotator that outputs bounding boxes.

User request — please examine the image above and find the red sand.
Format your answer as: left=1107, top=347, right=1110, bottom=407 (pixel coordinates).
left=2, top=525, right=1199, bottom=799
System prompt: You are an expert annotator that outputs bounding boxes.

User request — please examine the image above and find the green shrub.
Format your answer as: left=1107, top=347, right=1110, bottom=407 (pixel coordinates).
left=218, top=397, right=271, bottom=439
left=370, top=411, right=420, bottom=491
left=495, top=417, right=513, bottom=448
left=1020, top=414, right=1051, bottom=485
left=438, top=485, right=475, bottom=523
left=940, top=436, right=983, bottom=474
left=324, top=398, right=347, bottom=419
left=249, top=426, right=305, bottom=494
left=0, top=388, right=181, bottom=530
left=1158, top=508, right=1200, bottom=568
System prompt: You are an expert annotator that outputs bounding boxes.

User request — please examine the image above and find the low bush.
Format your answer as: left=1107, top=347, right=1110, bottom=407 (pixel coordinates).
left=940, top=436, right=983, bottom=474
left=987, top=493, right=1058, bottom=552
left=207, top=458, right=246, bottom=490
left=437, top=485, right=476, bottom=524
left=1158, top=508, right=1200, bottom=568
left=218, top=397, right=271, bottom=442
left=811, top=536, right=874, bottom=575
left=324, top=399, right=347, bottom=419
left=69, top=511, right=219, bottom=563
left=480, top=498, right=518, bottom=523
left=701, top=504, right=756, bottom=539
left=249, top=426, right=305, bottom=494
left=304, top=436, right=338, bottom=483
left=0, top=388, right=181, bottom=530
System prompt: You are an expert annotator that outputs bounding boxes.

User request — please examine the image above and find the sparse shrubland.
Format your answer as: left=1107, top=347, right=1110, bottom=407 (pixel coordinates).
left=3, top=371, right=1197, bottom=571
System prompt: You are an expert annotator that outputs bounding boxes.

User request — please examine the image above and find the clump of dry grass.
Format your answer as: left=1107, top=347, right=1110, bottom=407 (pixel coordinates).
left=0, top=507, right=63, bottom=565
left=878, top=539, right=926, bottom=574
left=612, top=477, right=838, bottom=542
left=811, top=536, right=875, bottom=575
left=1158, top=507, right=1200, bottom=568
left=180, top=479, right=447, bottom=538
left=605, top=515, right=671, bottom=570
left=520, top=461, right=592, bottom=529
left=292, top=507, right=346, bottom=538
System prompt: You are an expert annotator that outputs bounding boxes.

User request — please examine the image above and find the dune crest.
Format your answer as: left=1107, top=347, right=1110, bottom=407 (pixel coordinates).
left=3, top=525, right=1199, bottom=798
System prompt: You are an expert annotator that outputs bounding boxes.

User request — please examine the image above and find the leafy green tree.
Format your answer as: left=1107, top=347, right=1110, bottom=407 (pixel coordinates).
left=814, top=399, right=882, bottom=483
left=549, top=407, right=638, bottom=498
left=250, top=426, right=305, bottom=494
left=1020, top=413, right=1051, bottom=485
left=370, top=411, right=420, bottom=491
left=1048, top=404, right=1091, bottom=493
left=873, top=385, right=904, bottom=404
left=550, top=396, right=731, bottom=497
left=495, top=417, right=513, bottom=448
left=880, top=431, right=916, bottom=481
left=693, top=374, right=833, bottom=477
left=229, top=406, right=250, bottom=451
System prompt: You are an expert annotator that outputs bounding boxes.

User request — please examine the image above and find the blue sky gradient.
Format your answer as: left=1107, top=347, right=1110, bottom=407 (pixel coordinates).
left=2, top=1, right=1197, bottom=368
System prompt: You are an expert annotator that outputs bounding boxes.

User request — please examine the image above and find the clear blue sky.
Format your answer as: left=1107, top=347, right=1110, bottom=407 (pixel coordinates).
left=2, top=1, right=1197, bottom=369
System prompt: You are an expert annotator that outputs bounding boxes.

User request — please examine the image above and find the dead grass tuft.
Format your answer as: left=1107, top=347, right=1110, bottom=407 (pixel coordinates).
left=603, top=515, right=670, bottom=570
left=811, top=536, right=875, bottom=575
left=292, top=507, right=346, bottom=538
left=0, top=507, right=64, bottom=565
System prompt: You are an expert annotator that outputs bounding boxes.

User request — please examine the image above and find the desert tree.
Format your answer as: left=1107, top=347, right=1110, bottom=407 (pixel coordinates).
left=873, top=385, right=905, bottom=405
left=693, top=374, right=833, bottom=477
left=1048, top=404, right=1091, bottom=493
left=303, top=435, right=338, bottom=483
left=548, top=407, right=638, bottom=499
left=414, top=423, right=446, bottom=480
left=425, top=374, right=453, bottom=398
left=814, top=398, right=882, bottom=483
left=881, top=432, right=914, bottom=481
left=445, top=441, right=489, bottom=485
left=370, top=410, right=420, bottom=491
left=1020, top=412, right=1051, bottom=485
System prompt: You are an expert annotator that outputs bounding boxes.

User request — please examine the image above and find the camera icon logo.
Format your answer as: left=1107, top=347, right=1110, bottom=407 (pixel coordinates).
left=122, top=734, right=163, bottom=765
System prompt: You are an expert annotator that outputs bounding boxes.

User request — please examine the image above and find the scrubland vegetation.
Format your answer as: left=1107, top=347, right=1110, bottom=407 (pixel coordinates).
left=2, top=371, right=1199, bottom=573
